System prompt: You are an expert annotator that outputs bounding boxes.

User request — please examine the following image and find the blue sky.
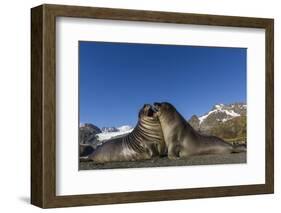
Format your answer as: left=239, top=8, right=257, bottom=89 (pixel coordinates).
left=79, top=41, right=246, bottom=127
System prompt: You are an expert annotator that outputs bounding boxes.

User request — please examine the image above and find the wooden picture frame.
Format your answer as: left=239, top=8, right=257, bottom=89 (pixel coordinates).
left=31, top=4, right=274, bottom=208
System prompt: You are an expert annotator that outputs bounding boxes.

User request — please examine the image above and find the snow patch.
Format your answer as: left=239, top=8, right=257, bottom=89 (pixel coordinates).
left=214, top=104, right=224, bottom=110
left=117, top=125, right=133, bottom=132
left=96, top=125, right=133, bottom=141
left=198, top=106, right=241, bottom=124
left=224, top=109, right=240, bottom=117
left=198, top=109, right=216, bottom=124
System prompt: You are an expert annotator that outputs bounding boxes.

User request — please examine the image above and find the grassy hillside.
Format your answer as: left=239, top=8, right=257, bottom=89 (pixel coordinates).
left=208, top=116, right=246, bottom=144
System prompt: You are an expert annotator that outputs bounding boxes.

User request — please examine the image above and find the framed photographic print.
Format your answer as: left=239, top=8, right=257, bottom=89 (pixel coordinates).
left=31, top=4, right=274, bottom=208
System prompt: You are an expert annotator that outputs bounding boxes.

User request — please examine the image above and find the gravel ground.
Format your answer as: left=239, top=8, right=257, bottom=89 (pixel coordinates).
left=79, top=152, right=246, bottom=170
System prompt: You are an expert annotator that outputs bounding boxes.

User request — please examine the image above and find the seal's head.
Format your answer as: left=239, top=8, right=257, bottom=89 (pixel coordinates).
left=153, top=102, right=181, bottom=125
left=153, top=102, right=176, bottom=116
left=138, top=104, right=158, bottom=120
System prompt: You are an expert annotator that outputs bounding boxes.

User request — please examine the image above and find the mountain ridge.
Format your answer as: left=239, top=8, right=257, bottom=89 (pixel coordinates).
left=79, top=124, right=133, bottom=145
left=188, top=103, right=247, bottom=144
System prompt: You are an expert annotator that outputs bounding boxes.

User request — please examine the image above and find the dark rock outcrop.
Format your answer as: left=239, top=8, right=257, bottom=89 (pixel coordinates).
left=79, top=123, right=102, bottom=144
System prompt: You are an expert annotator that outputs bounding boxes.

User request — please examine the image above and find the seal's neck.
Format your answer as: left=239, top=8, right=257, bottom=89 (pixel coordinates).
left=123, top=117, right=164, bottom=150
left=159, top=109, right=196, bottom=143
left=134, top=119, right=162, bottom=141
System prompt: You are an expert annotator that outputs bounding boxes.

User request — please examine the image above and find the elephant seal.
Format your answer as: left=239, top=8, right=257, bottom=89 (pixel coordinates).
left=85, top=104, right=166, bottom=163
left=153, top=102, right=246, bottom=159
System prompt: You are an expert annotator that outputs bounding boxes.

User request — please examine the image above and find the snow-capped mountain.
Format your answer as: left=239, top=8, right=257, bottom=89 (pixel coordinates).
left=198, top=103, right=246, bottom=124
left=117, top=125, right=133, bottom=132
left=188, top=103, right=247, bottom=143
left=101, top=127, right=119, bottom=133
left=100, top=125, right=133, bottom=133
left=79, top=123, right=134, bottom=144
left=96, top=126, right=133, bottom=141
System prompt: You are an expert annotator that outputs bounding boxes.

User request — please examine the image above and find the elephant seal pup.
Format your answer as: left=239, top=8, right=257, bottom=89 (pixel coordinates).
left=153, top=102, right=246, bottom=159
left=86, top=104, right=166, bottom=163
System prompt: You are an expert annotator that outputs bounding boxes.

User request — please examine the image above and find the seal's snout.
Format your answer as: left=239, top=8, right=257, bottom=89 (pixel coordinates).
left=140, top=104, right=155, bottom=117
left=147, top=107, right=154, bottom=117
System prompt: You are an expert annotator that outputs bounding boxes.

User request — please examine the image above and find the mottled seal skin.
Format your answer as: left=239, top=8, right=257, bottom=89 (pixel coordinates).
left=153, top=102, right=246, bottom=159
left=85, top=104, right=166, bottom=163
